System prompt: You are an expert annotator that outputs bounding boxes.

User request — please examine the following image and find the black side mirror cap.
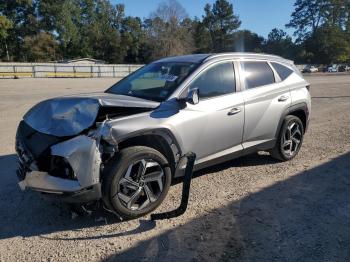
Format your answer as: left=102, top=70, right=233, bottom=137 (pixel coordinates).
left=187, top=88, right=199, bottom=105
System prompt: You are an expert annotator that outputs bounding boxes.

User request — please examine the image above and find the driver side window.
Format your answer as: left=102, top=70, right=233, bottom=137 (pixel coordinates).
left=189, top=62, right=236, bottom=99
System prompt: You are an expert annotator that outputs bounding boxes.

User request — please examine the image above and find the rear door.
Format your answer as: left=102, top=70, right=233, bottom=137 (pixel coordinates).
left=239, top=60, right=292, bottom=149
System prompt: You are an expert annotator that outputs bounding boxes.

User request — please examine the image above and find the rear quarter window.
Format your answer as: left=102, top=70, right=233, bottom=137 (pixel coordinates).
left=271, top=62, right=294, bottom=81
left=241, top=61, right=275, bottom=89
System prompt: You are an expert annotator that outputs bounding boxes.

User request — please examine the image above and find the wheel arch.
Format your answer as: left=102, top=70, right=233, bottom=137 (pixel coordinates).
left=275, top=102, right=309, bottom=139
left=117, top=129, right=182, bottom=174
left=288, top=109, right=307, bottom=133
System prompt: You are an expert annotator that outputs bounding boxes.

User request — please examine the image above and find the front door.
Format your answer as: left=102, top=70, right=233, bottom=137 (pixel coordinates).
left=174, top=61, right=245, bottom=162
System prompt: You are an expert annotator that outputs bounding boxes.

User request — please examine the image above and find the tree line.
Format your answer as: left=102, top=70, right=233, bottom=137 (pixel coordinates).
left=1, top=0, right=350, bottom=64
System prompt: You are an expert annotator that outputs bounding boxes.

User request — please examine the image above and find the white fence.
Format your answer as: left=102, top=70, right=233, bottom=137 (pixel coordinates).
left=0, top=62, right=144, bottom=78
left=0, top=62, right=310, bottom=79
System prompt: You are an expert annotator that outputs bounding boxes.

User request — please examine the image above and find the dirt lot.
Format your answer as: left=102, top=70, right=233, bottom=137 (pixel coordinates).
left=0, top=76, right=349, bottom=262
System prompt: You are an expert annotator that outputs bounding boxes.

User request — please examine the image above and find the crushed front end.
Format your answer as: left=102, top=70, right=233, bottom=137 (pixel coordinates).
left=15, top=121, right=103, bottom=203
left=14, top=94, right=158, bottom=203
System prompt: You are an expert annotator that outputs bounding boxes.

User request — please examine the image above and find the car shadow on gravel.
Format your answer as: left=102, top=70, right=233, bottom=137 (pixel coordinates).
left=0, top=152, right=279, bottom=241
left=173, top=152, right=280, bottom=185
left=104, top=152, right=350, bottom=262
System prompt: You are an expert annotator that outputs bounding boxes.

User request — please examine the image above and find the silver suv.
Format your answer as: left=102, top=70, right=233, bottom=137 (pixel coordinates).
left=16, top=53, right=311, bottom=219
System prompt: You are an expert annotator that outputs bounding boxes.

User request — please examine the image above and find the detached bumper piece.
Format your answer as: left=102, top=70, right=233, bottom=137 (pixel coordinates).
left=151, top=152, right=196, bottom=220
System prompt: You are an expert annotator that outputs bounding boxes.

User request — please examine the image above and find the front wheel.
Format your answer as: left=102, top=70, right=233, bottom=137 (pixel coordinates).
left=102, top=146, right=172, bottom=220
left=270, top=115, right=304, bottom=161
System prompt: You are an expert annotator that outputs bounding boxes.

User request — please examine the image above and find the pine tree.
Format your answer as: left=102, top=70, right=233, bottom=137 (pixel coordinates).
left=202, top=0, right=241, bottom=52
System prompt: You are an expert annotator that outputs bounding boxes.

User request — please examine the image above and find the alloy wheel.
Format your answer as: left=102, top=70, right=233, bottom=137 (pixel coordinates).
left=116, top=159, right=164, bottom=211
left=282, top=121, right=302, bottom=157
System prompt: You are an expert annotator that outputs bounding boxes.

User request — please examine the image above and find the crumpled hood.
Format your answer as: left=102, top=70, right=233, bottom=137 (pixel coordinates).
left=23, top=92, right=160, bottom=137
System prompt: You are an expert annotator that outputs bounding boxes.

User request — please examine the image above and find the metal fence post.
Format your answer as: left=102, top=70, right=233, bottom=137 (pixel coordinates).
left=90, top=65, right=93, bottom=78
left=113, top=66, right=116, bottom=78
left=98, top=65, right=101, bottom=78
left=54, top=64, right=57, bottom=78
left=73, top=66, right=76, bottom=78
left=13, top=65, right=16, bottom=79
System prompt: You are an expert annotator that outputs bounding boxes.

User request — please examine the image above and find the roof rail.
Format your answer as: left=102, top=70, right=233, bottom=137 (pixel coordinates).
left=204, top=52, right=294, bottom=64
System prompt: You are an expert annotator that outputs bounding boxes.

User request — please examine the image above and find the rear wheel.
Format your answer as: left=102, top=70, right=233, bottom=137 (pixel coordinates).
left=270, top=115, right=304, bottom=161
left=102, top=146, right=171, bottom=220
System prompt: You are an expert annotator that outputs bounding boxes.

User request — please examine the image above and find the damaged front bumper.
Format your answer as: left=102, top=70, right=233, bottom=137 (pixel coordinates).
left=16, top=123, right=103, bottom=203
left=17, top=170, right=102, bottom=203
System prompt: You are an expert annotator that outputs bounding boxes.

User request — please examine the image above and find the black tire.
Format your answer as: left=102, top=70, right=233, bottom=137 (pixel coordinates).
left=270, top=115, right=304, bottom=161
left=102, top=146, right=171, bottom=220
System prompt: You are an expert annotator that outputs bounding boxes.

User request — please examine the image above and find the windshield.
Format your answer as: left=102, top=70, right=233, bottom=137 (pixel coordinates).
left=106, top=62, right=199, bottom=102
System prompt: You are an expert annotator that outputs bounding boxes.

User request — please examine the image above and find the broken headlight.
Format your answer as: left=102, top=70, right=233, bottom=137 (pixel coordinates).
left=49, top=156, right=76, bottom=180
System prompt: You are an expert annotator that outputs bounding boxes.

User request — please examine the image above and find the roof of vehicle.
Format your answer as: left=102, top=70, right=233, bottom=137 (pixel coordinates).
left=156, top=52, right=294, bottom=65
left=156, top=54, right=211, bottom=63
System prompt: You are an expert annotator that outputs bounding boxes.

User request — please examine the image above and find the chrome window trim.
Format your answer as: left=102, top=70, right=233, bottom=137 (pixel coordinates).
left=238, top=59, right=282, bottom=91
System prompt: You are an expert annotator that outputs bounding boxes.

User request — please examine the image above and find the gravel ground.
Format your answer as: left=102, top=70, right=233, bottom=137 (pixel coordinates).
left=0, top=75, right=349, bottom=262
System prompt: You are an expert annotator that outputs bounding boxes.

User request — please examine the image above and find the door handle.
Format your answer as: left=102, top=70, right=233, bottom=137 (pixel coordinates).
left=278, top=95, right=289, bottom=102
left=228, top=107, right=241, bottom=116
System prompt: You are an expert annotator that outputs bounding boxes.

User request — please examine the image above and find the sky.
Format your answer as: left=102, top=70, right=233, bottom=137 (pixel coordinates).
left=112, top=0, right=296, bottom=38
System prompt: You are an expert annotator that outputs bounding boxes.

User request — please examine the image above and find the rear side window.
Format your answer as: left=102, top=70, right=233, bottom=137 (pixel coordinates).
left=189, top=62, right=235, bottom=99
left=241, top=61, right=275, bottom=89
left=271, top=62, right=293, bottom=81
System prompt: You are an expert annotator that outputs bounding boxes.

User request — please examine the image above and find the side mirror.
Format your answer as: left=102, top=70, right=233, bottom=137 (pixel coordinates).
left=187, top=88, right=199, bottom=105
